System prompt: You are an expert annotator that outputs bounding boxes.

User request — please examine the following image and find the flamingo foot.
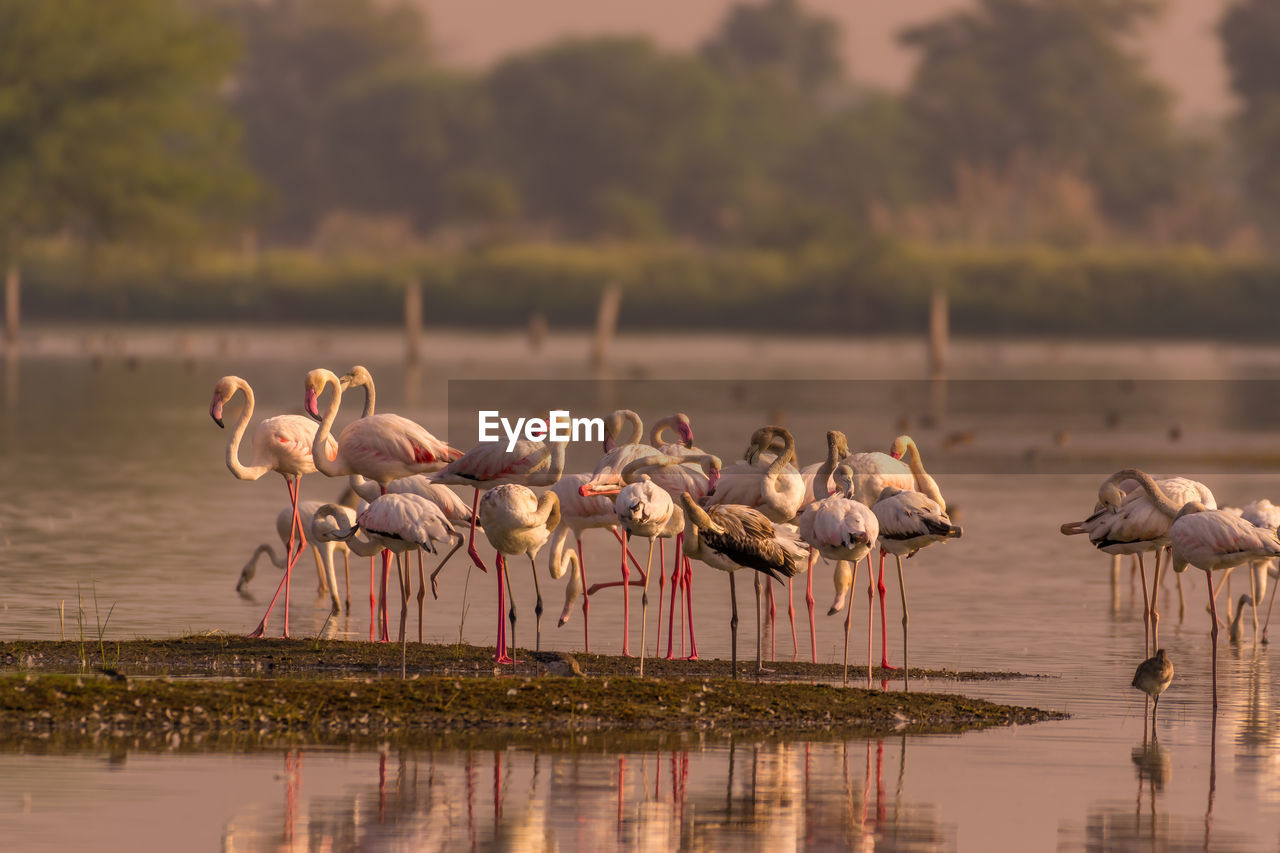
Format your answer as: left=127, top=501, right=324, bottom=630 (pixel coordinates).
left=879, top=661, right=899, bottom=672
left=247, top=624, right=267, bottom=639
left=682, top=653, right=699, bottom=661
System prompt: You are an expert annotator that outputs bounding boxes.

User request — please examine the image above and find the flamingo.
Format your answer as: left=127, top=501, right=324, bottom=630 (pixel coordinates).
left=1169, top=500, right=1280, bottom=709
left=798, top=465, right=879, bottom=678
left=236, top=499, right=354, bottom=616
left=304, top=367, right=462, bottom=641
left=478, top=485, right=562, bottom=662
left=871, top=486, right=962, bottom=689
left=614, top=452, right=722, bottom=659
left=1062, top=468, right=1214, bottom=654
left=427, top=435, right=567, bottom=664
left=679, top=492, right=807, bottom=679
left=312, top=494, right=461, bottom=651
left=1240, top=499, right=1280, bottom=641
left=350, top=473, right=477, bottom=637
left=210, top=375, right=337, bottom=638
left=545, top=472, right=624, bottom=653
left=649, top=412, right=698, bottom=456
left=706, top=426, right=806, bottom=660
left=612, top=474, right=686, bottom=673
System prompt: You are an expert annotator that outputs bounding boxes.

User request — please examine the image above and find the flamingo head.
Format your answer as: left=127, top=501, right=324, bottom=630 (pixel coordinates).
left=676, top=414, right=694, bottom=448
left=209, top=377, right=237, bottom=428
left=706, top=460, right=722, bottom=493
left=889, top=435, right=911, bottom=461
left=303, top=369, right=330, bottom=421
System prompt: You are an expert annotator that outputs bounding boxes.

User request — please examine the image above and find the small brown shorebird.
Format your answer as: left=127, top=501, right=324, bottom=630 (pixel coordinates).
left=1132, top=649, right=1174, bottom=713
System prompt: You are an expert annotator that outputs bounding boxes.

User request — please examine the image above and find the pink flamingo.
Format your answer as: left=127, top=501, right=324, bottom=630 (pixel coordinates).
left=304, top=367, right=462, bottom=641
left=427, top=435, right=567, bottom=664
left=1170, top=501, right=1280, bottom=709
left=547, top=472, right=625, bottom=651
left=210, top=375, right=336, bottom=638
left=612, top=474, right=686, bottom=672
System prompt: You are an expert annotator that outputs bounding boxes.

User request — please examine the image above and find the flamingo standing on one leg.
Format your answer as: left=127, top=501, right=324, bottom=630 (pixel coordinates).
left=679, top=493, right=807, bottom=679
left=479, top=485, right=562, bottom=662
left=303, top=367, right=462, bottom=641
left=871, top=486, right=962, bottom=690
left=547, top=472, right=628, bottom=651
left=210, top=376, right=337, bottom=638
left=429, top=435, right=567, bottom=663
left=1169, top=501, right=1280, bottom=710
left=798, top=465, right=878, bottom=681
left=1062, top=468, right=1214, bottom=655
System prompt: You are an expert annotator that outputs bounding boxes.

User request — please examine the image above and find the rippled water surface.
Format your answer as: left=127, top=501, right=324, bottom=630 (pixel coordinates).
left=3, top=325, right=1280, bottom=851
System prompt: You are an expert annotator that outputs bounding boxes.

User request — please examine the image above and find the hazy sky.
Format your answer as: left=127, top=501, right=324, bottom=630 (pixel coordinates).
left=418, top=0, right=1233, bottom=120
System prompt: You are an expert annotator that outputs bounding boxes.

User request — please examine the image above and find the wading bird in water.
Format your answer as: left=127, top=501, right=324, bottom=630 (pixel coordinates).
left=210, top=375, right=337, bottom=638
left=304, top=367, right=462, bottom=641
left=1132, top=648, right=1173, bottom=730
left=680, top=493, right=806, bottom=679
left=479, top=485, right=562, bottom=663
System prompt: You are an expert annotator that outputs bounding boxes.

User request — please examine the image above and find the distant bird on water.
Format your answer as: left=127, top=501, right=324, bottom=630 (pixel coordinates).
left=1132, top=648, right=1174, bottom=716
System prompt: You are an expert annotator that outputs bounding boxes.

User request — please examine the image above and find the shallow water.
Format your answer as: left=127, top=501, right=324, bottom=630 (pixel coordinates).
left=3, top=325, right=1280, bottom=851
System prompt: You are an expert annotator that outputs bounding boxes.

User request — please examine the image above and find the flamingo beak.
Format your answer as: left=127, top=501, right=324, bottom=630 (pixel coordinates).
left=305, top=387, right=321, bottom=421
left=890, top=451, right=903, bottom=460
left=210, top=396, right=225, bottom=428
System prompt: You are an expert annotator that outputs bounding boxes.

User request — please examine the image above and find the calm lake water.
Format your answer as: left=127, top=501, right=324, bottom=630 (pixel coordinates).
left=3, top=324, right=1280, bottom=851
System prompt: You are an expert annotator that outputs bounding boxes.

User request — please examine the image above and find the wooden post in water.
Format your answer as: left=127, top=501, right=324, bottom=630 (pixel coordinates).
left=404, top=278, right=423, bottom=366
left=590, top=284, right=622, bottom=373
left=927, top=286, right=948, bottom=426
left=4, top=263, right=18, bottom=346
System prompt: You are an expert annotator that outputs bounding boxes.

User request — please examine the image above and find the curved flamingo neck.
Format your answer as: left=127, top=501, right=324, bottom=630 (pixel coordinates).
left=814, top=434, right=844, bottom=501
left=225, top=378, right=271, bottom=481
left=649, top=415, right=687, bottom=448
left=311, top=369, right=349, bottom=478
left=1105, top=468, right=1181, bottom=519
left=899, top=438, right=945, bottom=511
left=355, top=375, right=376, bottom=418
left=527, top=441, right=568, bottom=487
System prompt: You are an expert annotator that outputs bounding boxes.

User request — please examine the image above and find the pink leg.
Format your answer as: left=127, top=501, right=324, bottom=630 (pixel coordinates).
left=684, top=555, right=698, bottom=659
left=621, top=533, right=632, bottom=657
left=368, top=556, right=376, bottom=641
left=612, top=527, right=647, bottom=582
left=578, top=537, right=590, bottom=653
left=806, top=552, right=817, bottom=663
left=248, top=477, right=304, bottom=638
left=788, top=578, right=798, bottom=661
left=496, top=553, right=512, bottom=664
left=379, top=549, right=393, bottom=643
left=867, top=555, right=875, bottom=686
left=466, top=489, right=488, bottom=573
left=655, top=537, right=668, bottom=658
left=877, top=549, right=897, bottom=671
left=664, top=543, right=681, bottom=660
left=587, top=529, right=649, bottom=593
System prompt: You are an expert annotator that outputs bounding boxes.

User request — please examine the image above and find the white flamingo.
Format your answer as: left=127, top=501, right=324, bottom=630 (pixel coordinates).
left=304, top=367, right=462, bottom=641
left=479, top=485, right=562, bottom=662
left=679, top=493, right=807, bottom=679
left=210, top=375, right=337, bottom=638
left=1170, top=501, right=1280, bottom=709
left=313, top=494, right=461, bottom=649
left=612, top=475, right=686, bottom=672
left=871, top=486, right=962, bottom=689
left=427, top=435, right=567, bottom=664
left=1062, top=468, right=1215, bottom=654
left=1240, top=499, right=1280, bottom=641
left=798, top=465, right=879, bottom=677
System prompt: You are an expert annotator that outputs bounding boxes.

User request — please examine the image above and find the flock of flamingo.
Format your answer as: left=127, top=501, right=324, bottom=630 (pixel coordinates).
left=210, top=364, right=1280, bottom=706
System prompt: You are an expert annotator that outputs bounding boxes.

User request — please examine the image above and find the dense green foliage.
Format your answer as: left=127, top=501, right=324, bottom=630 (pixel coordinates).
left=17, top=240, right=1278, bottom=337
left=0, top=0, right=255, bottom=258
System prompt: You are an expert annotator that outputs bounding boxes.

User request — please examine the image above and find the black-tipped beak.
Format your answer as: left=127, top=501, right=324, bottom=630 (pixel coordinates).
left=213, top=416, right=224, bottom=429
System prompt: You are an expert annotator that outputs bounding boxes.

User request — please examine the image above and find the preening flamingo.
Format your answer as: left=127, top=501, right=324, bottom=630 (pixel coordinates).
left=613, top=474, right=686, bottom=673
left=1169, top=500, right=1280, bottom=709
left=428, top=436, right=567, bottom=664
left=304, top=367, right=462, bottom=641
left=871, top=485, right=962, bottom=689
left=1063, top=468, right=1215, bottom=654
left=799, top=465, right=878, bottom=677
left=210, top=375, right=337, bottom=638
left=679, top=492, right=807, bottom=679
left=479, top=485, right=562, bottom=662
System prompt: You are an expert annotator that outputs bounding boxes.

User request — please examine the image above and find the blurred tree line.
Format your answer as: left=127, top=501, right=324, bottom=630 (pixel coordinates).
left=5, top=0, right=1280, bottom=266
